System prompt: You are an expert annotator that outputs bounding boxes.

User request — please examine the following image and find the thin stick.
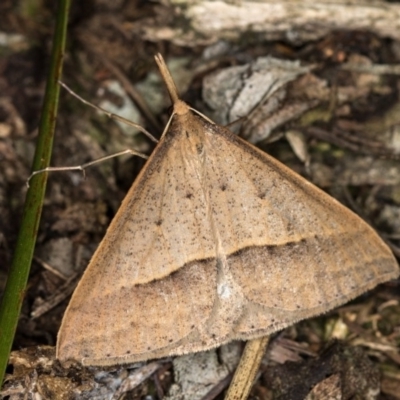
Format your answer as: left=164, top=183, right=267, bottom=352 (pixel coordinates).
left=224, top=337, right=270, bottom=400
left=59, top=81, right=158, bottom=143
left=26, top=149, right=149, bottom=187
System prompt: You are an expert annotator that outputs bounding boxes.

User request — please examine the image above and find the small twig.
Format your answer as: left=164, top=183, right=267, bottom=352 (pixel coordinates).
left=224, top=337, right=269, bottom=400
left=31, top=272, right=81, bottom=319
left=34, top=256, right=69, bottom=280
left=201, top=373, right=233, bottom=400
left=112, top=362, right=163, bottom=399
left=306, top=126, right=396, bottom=157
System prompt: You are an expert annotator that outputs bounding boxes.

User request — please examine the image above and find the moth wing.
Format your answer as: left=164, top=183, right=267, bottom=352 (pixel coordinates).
left=201, top=124, right=398, bottom=337
left=57, top=126, right=219, bottom=365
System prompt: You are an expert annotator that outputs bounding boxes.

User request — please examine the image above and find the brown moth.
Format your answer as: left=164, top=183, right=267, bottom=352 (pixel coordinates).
left=57, top=54, right=399, bottom=366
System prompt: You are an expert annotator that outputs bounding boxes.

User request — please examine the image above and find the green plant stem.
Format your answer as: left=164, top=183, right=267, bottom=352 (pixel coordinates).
left=0, top=0, right=70, bottom=384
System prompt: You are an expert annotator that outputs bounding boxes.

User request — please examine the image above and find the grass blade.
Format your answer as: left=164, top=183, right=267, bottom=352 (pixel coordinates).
left=0, top=0, right=71, bottom=384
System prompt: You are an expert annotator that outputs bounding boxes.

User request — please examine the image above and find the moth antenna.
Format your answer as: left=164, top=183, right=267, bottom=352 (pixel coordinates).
left=155, top=53, right=180, bottom=105
left=26, top=149, right=149, bottom=188
left=59, top=81, right=158, bottom=143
